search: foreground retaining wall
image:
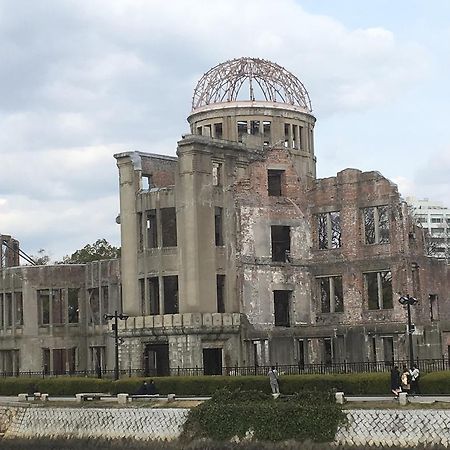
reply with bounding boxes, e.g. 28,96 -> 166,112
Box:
2,406 -> 450,446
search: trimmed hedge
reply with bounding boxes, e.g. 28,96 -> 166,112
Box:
182,389 -> 346,442
0,370 -> 444,396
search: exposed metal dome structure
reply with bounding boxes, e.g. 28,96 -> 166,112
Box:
192,57 -> 312,112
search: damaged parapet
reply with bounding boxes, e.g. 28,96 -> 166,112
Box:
0,235 -> 20,268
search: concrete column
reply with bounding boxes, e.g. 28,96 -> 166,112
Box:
115,152 -> 141,316
176,138 -> 217,313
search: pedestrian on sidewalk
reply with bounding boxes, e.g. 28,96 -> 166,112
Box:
401,365 -> 411,394
410,364 -> 420,395
390,365 -> 401,398
268,366 -> 279,395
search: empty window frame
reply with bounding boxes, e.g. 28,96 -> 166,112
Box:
215,207 -> 224,246
363,205 -> 390,244
267,170 -> 284,196
284,123 -> 290,148
271,226 -> 290,262
212,163 -> 222,186
299,126 -> 303,149
292,125 -> 298,149
148,277 -> 160,315
0,294 -> 3,327
430,294 -> 439,321
214,123 -> 223,139
42,348 -> 50,374
14,292 -> 23,326
250,120 -> 260,135
274,290 -> 290,327
317,211 -> 341,249
382,336 -> 394,364
142,175 -> 151,190
318,276 -> 344,313
216,274 -> 225,313
364,271 -> 393,310
163,276 -> 178,314
203,124 -> 212,137
323,338 -> 333,366
100,286 -> 109,324
38,290 -> 50,325
52,289 -> 64,325
88,288 -> 100,324
161,208 -> 177,247
263,121 -> 271,145
68,288 -> 79,324
237,121 -> 248,142
5,293 -> 12,327
196,126 -> 202,135
146,210 -> 158,248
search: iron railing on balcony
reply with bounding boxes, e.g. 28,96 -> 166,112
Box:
1,357 -> 450,378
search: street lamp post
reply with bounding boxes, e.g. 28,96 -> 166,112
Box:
104,311 -> 129,380
398,294 -> 418,366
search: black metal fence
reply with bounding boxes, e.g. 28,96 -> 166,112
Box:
2,357 -> 450,379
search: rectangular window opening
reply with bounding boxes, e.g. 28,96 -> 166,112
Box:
163,276 -> 178,314
365,271 -> 392,310
14,292 -> 23,326
363,205 -> 390,245
267,170 -> 284,197
68,288 -> 79,324
216,274 -> 225,313
212,163 -> 222,186
52,289 -> 64,325
38,290 -> 50,325
237,121 -> 248,142
317,211 -> 341,249
148,277 -> 160,315
271,226 -> 290,262
146,209 -> 157,248
274,290 -> 290,327
88,288 -> 100,324
284,123 -> 289,148
214,123 -> 223,139
250,120 -> 260,135
161,207 -> 177,247
215,207 -> 224,246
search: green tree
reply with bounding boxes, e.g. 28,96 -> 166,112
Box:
62,239 -> 120,264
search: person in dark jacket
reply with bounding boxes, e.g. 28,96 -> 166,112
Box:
135,380 -> 149,395
390,366 -> 401,398
147,379 -> 158,395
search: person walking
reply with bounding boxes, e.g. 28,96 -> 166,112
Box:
390,366 -> 401,398
401,365 -> 411,394
268,366 -> 279,395
410,364 -> 420,395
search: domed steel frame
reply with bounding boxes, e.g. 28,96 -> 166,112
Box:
192,57 -> 312,112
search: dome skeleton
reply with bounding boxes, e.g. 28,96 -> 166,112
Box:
192,57 -> 312,112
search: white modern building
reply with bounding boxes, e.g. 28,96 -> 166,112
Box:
407,197 -> 450,261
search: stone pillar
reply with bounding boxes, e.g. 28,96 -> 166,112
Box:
115,152 -> 141,315
176,138 -> 217,313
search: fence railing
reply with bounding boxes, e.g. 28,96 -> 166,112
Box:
2,357 -> 449,379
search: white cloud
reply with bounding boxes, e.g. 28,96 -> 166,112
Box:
0,0 -> 437,257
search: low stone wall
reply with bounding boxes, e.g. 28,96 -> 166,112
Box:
336,409 -> 450,448
2,406 -> 450,446
4,407 -> 189,441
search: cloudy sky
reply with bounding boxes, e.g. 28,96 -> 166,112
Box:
1,0 -> 449,261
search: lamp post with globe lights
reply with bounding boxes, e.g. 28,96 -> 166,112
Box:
398,294 -> 418,366
104,311 -> 129,380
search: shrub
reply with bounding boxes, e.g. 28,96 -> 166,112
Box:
183,389 -> 346,443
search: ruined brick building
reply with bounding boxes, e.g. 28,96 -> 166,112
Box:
1,57 -> 450,376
